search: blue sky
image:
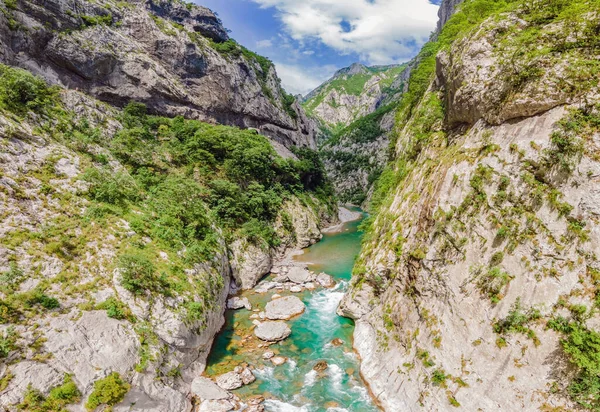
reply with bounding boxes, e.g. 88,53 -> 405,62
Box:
195,0 -> 441,95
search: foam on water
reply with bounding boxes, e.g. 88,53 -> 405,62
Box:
304,369 -> 317,387
328,363 -> 344,392
264,400 -> 311,412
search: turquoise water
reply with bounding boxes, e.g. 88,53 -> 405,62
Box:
206,218 -> 379,412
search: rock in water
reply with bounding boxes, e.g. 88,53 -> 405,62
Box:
254,321 -> 292,342
287,267 -> 312,284
240,368 -> 256,385
271,356 -> 287,366
227,297 -> 252,310
216,371 -> 244,390
265,296 -> 305,320
191,377 -> 230,400
314,360 -> 328,372
316,273 -> 335,288
331,338 -> 343,347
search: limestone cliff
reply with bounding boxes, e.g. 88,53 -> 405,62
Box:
342,0 -> 600,410
0,0 -> 315,149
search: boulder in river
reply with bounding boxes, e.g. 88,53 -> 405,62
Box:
331,338 -> 343,347
240,368 -> 256,385
316,273 -> 335,288
198,399 -> 236,412
191,377 -> 230,400
313,360 -> 328,372
254,321 -> 291,341
271,356 -> 287,366
265,296 -> 305,320
227,297 -> 252,310
216,371 -> 244,390
287,266 -> 312,284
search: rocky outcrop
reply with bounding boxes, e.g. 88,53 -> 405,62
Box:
341,2 -> 600,411
437,0 -> 464,31
0,0 -> 315,149
229,196 -> 334,290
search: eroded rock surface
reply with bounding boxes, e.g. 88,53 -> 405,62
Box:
265,296 -> 306,320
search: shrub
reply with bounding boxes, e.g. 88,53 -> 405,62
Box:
431,369 -> 448,386
149,176 -> 212,248
478,267 -> 513,302
19,374 -> 81,411
0,327 -> 17,358
0,262 -> 24,294
82,167 -> 139,206
97,297 -> 130,320
22,291 -> 60,310
118,252 -> 165,295
0,64 -> 60,115
85,373 -> 129,411
548,317 -> 600,410
493,298 -> 541,344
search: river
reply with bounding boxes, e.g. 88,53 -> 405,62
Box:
205,216 -> 379,411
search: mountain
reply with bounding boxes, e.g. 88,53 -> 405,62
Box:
0,0 -> 337,410
0,0 -> 315,150
302,62 -> 406,128
340,0 -> 600,410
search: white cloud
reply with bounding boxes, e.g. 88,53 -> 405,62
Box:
255,39 -> 274,49
250,0 -> 439,64
274,62 -> 338,95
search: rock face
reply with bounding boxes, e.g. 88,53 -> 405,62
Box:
303,63 -> 406,128
265,296 -> 306,320
254,321 -> 292,342
341,1 -> 600,411
437,0 -> 464,31
191,377 -> 231,401
0,0 -> 315,149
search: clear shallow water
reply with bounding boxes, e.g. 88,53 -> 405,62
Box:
206,217 -> 380,412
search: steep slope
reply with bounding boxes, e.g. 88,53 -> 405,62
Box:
0,1 -> 337,410
341,0 -> 600,411
0,0 -> 315,149
320,104 -> 396,205
303,63 -> 405,129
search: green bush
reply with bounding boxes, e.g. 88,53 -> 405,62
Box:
0,64 -> 60,115
118,252 -> 165,295
85,373 -> 129,411
548,317 -> 600,410
18,374 -> 81,411
97,297 -> 130,320
0,327 -> 17,358
82,167 -> 139,206
493,298 -> 541,344
0,262 -> 24,294
23,291 -> 60,310
478,266 -> 513,303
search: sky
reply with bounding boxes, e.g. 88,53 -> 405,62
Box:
194,0 -> 441,96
